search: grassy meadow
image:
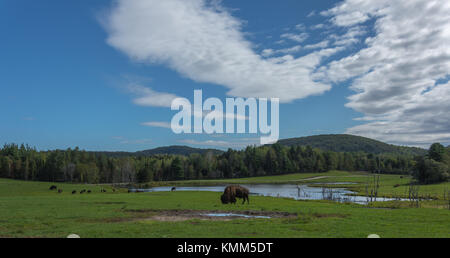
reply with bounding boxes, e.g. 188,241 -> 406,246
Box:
0,171 -> 449,238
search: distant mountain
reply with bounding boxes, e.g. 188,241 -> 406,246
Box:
136,145 -> 223,156
94,145 -> 223,157
276,134 -> 427,156
94,135 -> 426,158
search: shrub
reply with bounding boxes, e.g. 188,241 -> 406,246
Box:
413,157 -> 449,184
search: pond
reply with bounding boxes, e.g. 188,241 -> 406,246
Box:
129,184 -> 404,205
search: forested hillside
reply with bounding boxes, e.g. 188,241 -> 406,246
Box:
94,146 -> 223,158
277,134 -> 426,155
136,146 -> 223,156
0,142 -> 418,184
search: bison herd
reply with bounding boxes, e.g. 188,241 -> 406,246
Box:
221,185 -> 250,205
49,185 -> 113,194
49,183 -> 249,205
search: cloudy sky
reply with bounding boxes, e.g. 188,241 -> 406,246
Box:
1,0 -> 449,151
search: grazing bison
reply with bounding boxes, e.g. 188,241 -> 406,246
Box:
221,185 -> 249,204
49,185 -> 57,190
58,189 -> 63,194
72,190 -> 76,194
171,187 -> 176,191
80,189 -> 86,194
87,190 -> 91,193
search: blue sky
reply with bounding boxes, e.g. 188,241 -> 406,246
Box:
1,0 -> 449,151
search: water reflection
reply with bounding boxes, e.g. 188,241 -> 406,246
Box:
129,184 -> 404,204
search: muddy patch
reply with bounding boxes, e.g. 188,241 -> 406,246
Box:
126,209 -> 296,222
77,217 -> 135,223
311,213 -> 349,219
94,202 -> 127,205
80,201 -> 127,206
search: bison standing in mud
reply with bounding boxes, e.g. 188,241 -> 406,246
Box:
221,185 -> 250,205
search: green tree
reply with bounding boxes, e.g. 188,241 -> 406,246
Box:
136,166 -> 151,183
413,156 -> 449,184
428,143 -> 446,162
171,157 -> 184,180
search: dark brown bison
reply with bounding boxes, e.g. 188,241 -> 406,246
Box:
221,185 -> 249,204
171,187 -> 176,191
49,185 -> 57,190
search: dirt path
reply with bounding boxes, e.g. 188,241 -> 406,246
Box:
299,176 -> 329,181
298,175 -> 364,182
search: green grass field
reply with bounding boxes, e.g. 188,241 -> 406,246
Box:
0,172 -> 449,238
144,170 -> 354,187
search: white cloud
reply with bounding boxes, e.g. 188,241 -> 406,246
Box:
330,26 -> 367,46
322,0 -> 450,146
261,40 -> 333,57
295,24 -> 306,31
103,0 -> 337,102
321,3 -> 377,27
280,32 -> 309,43
180,137 -> 260,148
346,81 -> 450,148
304,40 -> 329,50
307,11 -> 316,18
261,49 -> 274,57
261,41 -> 330,58
310,24 -> 325,30
141,110 -> 248,131
127,84 -> 180,108
262,46 -> 303,57
141,121 -> 173,129
103,0 -> 450,147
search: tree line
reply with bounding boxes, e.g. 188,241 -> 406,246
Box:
0,143 -> 426,184
413,143 -> 450,184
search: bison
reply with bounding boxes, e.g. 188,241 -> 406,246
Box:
171,187 -> 176,191
72,190 -> 76,194
58,189 -> 63,194
221,185 -> 249,205
49,185 -> 57,190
